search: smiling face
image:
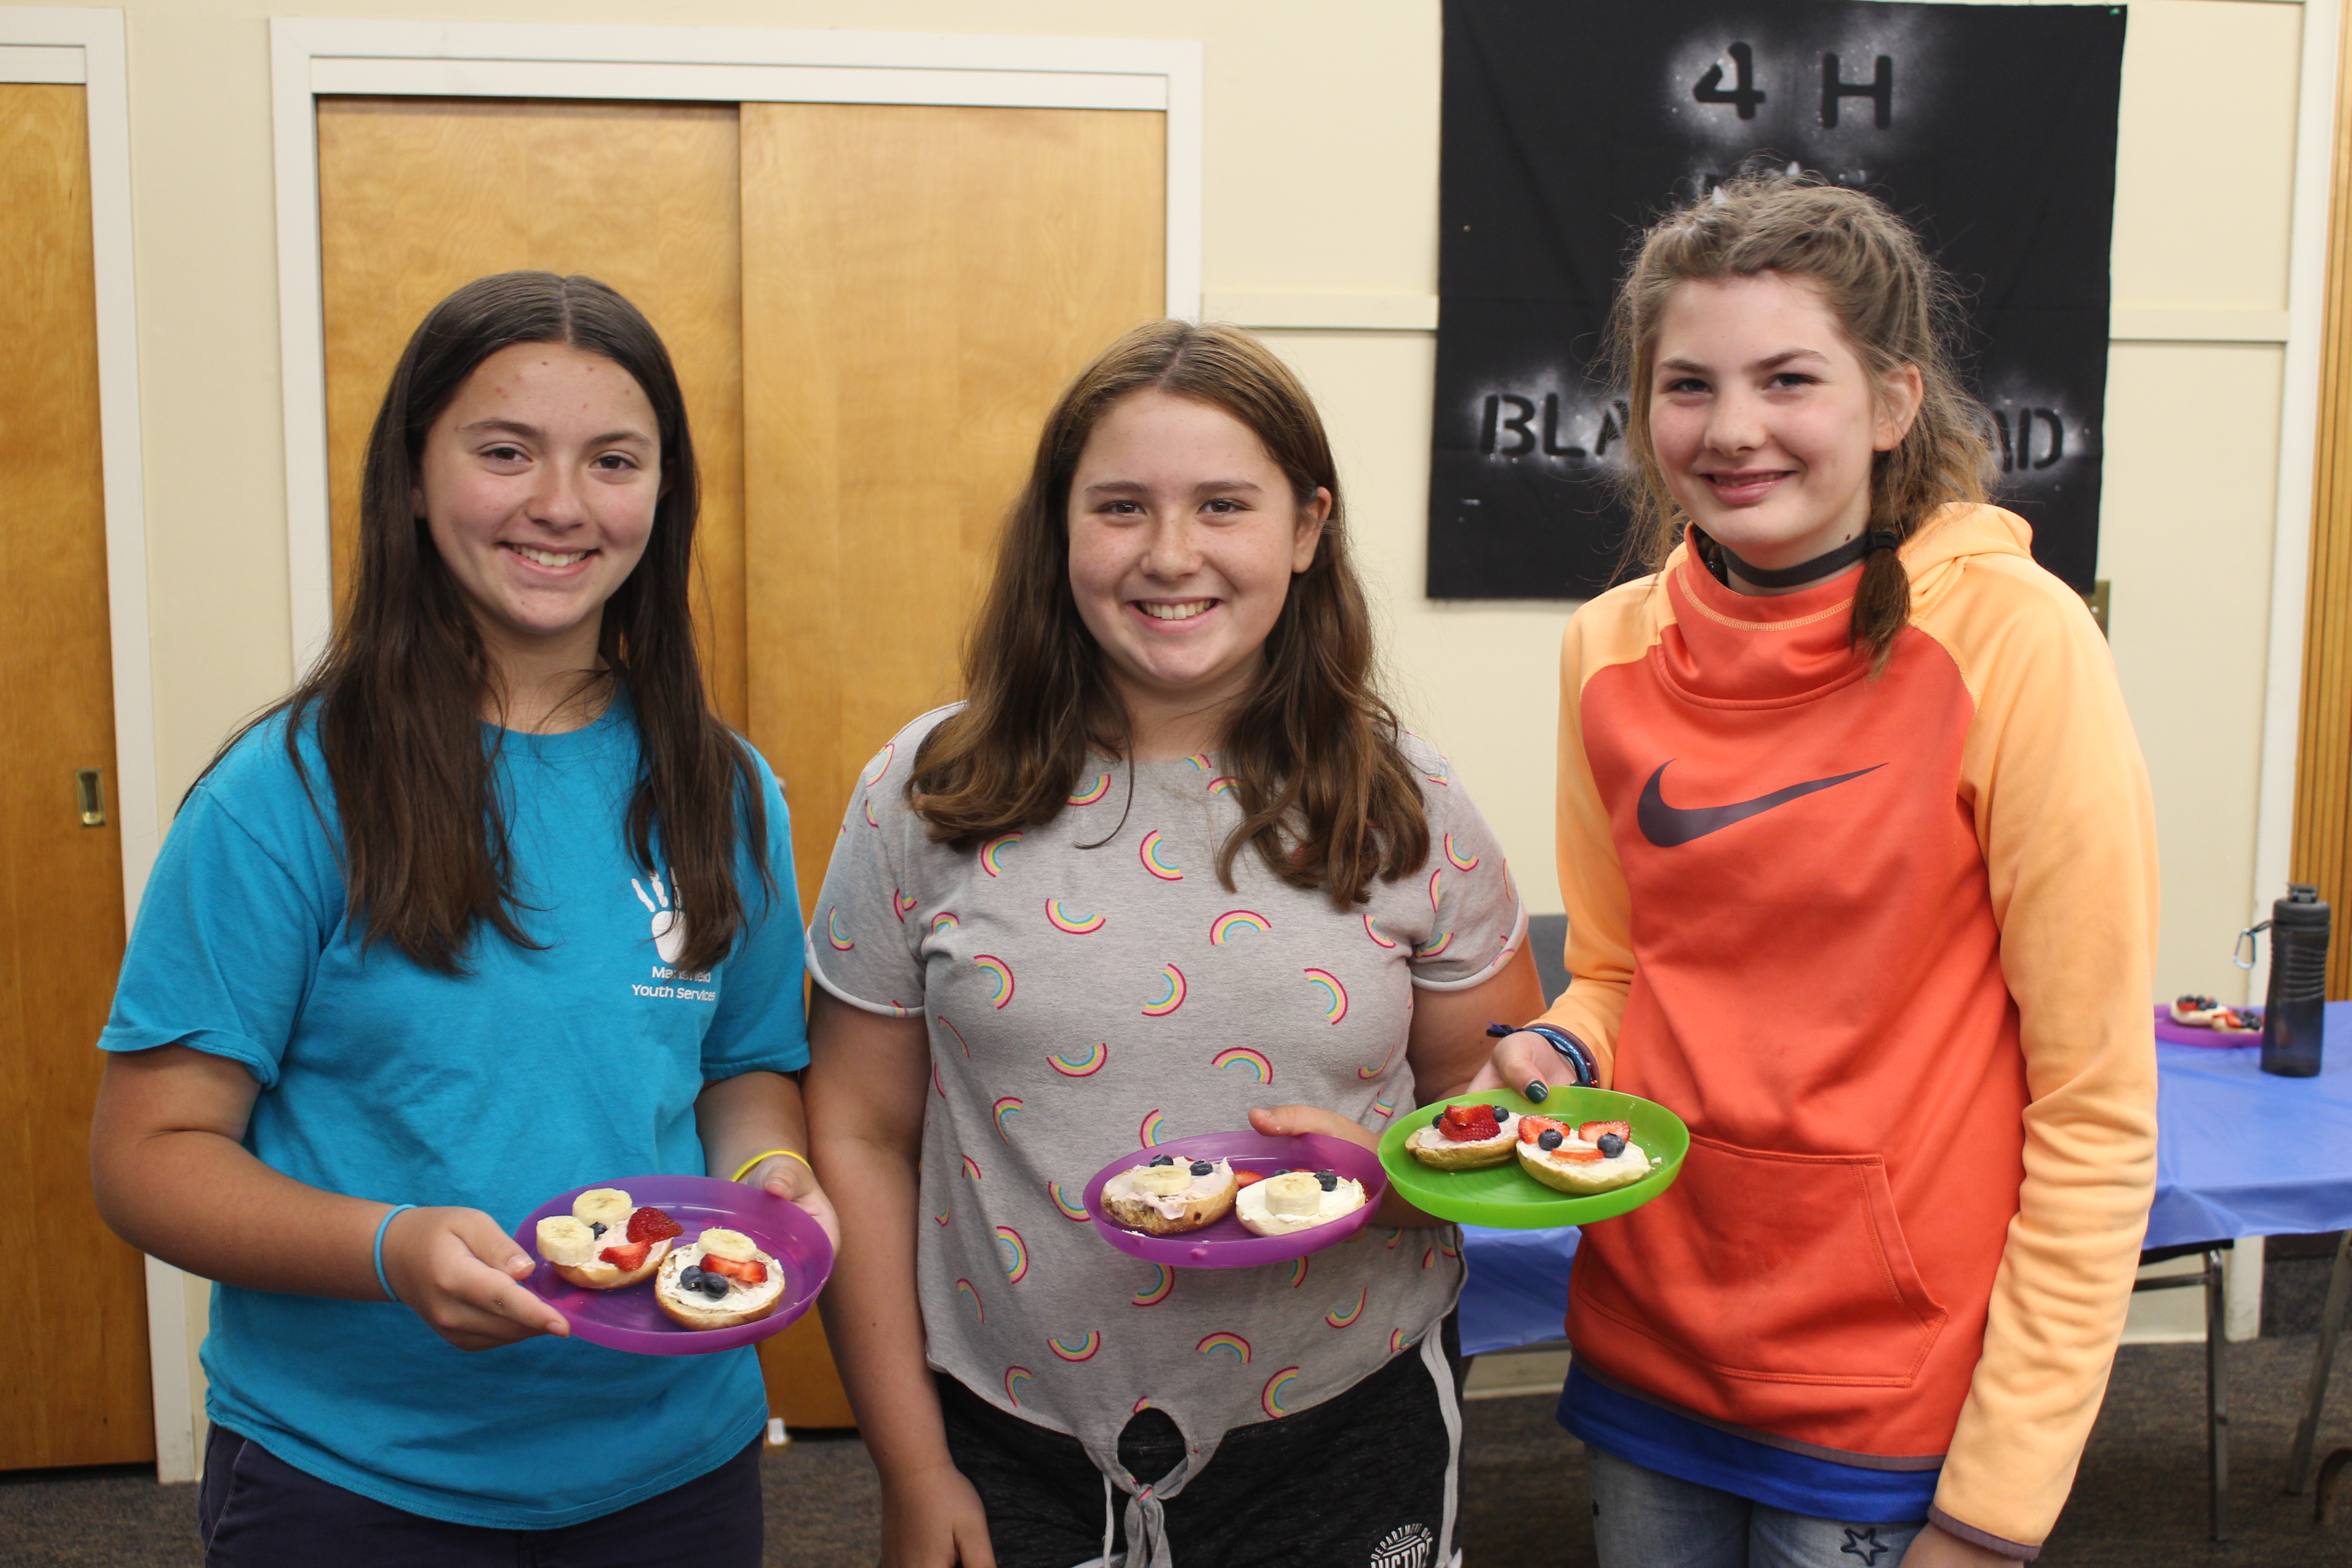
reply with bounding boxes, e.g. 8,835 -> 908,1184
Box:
1066,389 -> 1329,756
415,340 -> 662,669
1646,272 -> 1921,586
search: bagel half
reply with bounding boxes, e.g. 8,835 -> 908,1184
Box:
1099,1158 -> 1236,1235
1514,1138 -> 1651,1195
551,1240 -> 670,1291
654,1246 -> 784,1330
1405,1109 -> 1520,1170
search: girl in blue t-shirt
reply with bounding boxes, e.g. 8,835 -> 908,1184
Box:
90,273 -> 832,1563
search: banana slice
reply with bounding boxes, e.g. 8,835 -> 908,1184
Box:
699,1227 -> 756,1262
572,1188 -> 633,1229
1132,1164 -> 1192,1196
1263,1172 -> 1323,1217
536,1215 -> 598,1267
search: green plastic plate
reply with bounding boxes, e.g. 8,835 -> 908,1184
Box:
1377,1087 -> 1690,1229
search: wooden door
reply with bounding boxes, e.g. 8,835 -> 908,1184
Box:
740,103 -> 1166,914
315,95 -> 1164,1430
0,82 -> 149,1469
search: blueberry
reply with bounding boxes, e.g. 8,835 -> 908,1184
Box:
1597,1133 -> 1626,1159
1491,1106 -> 1511,1121
1315,1171 -> 1339,1192
1538,1129 -> 1563,1151
701,1275 -> 730,1299
680,1266 -> 704,1288
1189,1160 -> 1214,1177
589,1221 -> 607,1237
1150,1154 -> 1176,1166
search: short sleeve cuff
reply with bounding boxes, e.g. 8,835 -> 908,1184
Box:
95,1025 -> 281,1090
804,942 -> 923,1019
1410,901 -> 1529,992
700,1050 -> 810,1081
1926,1506 -> 2039,1560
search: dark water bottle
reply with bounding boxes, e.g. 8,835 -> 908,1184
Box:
2261,884 -> 2330,1078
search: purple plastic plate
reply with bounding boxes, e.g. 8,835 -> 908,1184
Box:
514,1174 -> 833,1356
2155,1003 -> 2262,1049
1082,1131 -> 1389,1269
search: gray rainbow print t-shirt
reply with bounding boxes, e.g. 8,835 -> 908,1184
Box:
805,705 -> 1526,1462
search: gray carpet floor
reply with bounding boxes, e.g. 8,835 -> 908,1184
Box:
5,1333 -> 2348,1566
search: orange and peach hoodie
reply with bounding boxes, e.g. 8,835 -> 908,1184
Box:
1541,504 -> 2158,1556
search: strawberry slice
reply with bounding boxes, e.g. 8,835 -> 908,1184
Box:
1518,1115 -> 1568,1145
1549,1146 -> 1605,1163
598,1240 -> 652,1272
1233,1170 -> 1267,1188
1437,1103 -> 1501,1142
627,1206 -> 684,1243
701,1252 -> 769,1286
1577,1121 -> 1632,1144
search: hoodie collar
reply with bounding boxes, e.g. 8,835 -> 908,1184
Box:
1651,505 -> 2031,707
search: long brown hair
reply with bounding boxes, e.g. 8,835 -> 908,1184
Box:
210,272 -> 767,974
909,320 -> 1429,907
1606,173 -> 1991,663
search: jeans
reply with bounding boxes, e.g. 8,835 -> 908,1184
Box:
1588,1446 -> 1926,1568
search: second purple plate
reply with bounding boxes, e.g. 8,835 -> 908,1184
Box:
1081,1130 -> 1390,1269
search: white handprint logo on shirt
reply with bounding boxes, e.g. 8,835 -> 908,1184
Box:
632,869 -> 687,965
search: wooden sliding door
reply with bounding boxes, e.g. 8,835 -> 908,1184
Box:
739,103 -> 1165,911
0,81 -> 147,1469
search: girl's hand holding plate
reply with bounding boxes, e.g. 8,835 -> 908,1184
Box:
737,1152 -> 841,1253
381,1205 -> 571,1352
1468,1029 -> 1566,1104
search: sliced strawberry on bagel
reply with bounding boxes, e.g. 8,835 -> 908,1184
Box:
1438,1103 -> 1502,1142
599,1240 -> 652,1272
700,1252 -> 769,1287
1518,1115 -> 1568,1145
1576,1121 -> 1632,1144
627,1206 -> 684,1243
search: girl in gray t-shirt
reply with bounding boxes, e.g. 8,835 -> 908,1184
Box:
806,322 -> 1543,1568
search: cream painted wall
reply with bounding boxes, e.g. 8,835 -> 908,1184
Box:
53,0 -> 2321,1447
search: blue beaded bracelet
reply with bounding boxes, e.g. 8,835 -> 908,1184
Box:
1486,1021 -> 1598,1087
373,1204 -> 417,1303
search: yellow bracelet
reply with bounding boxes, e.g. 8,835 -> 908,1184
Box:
730,1148 -> 813,1184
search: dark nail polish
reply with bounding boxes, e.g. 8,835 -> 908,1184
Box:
1524,1078 -> 1549,1102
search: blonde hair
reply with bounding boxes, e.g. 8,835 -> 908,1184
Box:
1605,174 -> 1991,663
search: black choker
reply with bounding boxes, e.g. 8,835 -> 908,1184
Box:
1712,530 -> 1899,590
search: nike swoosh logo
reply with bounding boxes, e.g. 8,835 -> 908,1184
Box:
1636,760 -> 1884,848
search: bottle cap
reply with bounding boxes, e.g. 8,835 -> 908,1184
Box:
2274,883 -> 2332,929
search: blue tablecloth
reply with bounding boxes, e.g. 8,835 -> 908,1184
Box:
2146,1003 -> 2352,1246
1458,1003 -> 2352,1355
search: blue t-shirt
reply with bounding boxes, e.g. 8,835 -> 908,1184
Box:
98,702 -> 808,1528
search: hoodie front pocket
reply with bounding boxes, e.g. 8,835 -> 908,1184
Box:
1574,1133 -> 1946,1387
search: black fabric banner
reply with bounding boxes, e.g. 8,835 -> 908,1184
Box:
1428,0 -> 2125,599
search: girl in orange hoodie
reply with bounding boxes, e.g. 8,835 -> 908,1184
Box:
1482,175 -> 2158,1565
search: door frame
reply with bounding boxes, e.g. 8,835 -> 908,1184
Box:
2258,0 -> 2342,990
0,5 -> 174,1482
269,16 -> 1205,671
